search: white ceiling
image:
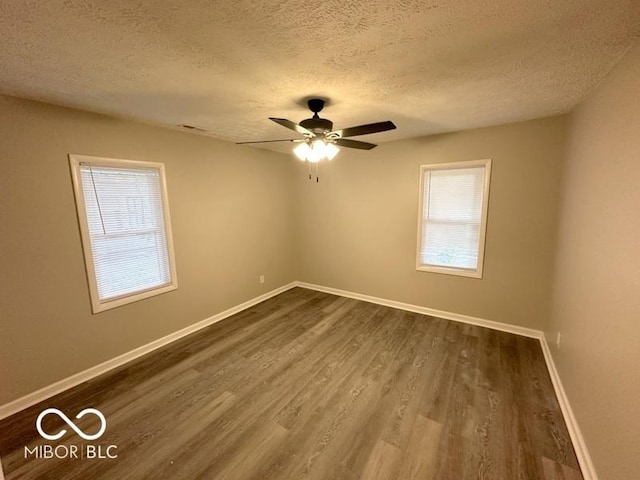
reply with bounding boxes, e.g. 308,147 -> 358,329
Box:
0,0 -> 638,150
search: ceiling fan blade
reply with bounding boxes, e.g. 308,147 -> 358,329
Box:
331,120 -> 396,138
334,138 -> 378,150
236,138 -> 299,145
269,117 -> 314,136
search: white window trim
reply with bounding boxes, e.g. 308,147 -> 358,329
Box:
416,159 -> 492,279
69,154 -> 178,313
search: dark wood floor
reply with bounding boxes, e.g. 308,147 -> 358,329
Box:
0,287 -> 582,480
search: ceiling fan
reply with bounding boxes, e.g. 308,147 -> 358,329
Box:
236,99 -> 396,172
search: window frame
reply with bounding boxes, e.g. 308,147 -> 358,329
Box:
416,159 -> 492,279
69,154 -> 178,313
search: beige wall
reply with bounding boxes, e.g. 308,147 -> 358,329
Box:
0,95 -> 296,404
294,116 -> 566,329
548,45 -> 640,480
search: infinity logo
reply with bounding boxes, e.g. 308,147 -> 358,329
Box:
36,408 -> 107,441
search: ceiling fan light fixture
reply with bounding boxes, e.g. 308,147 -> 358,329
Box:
294,139 -> 340,163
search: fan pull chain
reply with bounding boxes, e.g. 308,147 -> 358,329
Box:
304,160 -> 321,182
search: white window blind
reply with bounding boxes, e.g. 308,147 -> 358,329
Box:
417,160 -> 491,278
70,155 -> 177,312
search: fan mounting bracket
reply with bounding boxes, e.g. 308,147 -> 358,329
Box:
307,99 -> 325,115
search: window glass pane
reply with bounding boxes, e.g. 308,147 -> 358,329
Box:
418,162 -> 489,275
90,232 -> 169,299
420,221 -> 480,269
427,168 -> 484,222
79,165 -> 171,301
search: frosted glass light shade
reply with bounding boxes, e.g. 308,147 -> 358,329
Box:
293,142 -> 311,161
325,142 -> 339,160
308,139 -> 326,163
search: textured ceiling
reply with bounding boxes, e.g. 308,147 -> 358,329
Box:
0,0 -> 638,150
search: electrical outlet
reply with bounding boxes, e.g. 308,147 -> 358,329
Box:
259,275 -> 265,284
556,332 -> 562,349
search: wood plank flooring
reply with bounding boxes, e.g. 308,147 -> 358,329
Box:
0,287 -> 583,479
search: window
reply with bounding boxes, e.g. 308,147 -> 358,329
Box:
69,155 -> 178,313
417,159 -> 491,278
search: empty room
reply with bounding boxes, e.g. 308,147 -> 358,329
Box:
0,1 -> 638,479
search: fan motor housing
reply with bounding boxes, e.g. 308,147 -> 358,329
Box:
300,117 -> 333,134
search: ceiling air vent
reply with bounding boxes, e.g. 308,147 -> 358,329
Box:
179,124 -> 207,132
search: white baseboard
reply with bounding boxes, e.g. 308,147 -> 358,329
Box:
0,280 -> 596,480
538,336 -> 598,480
0,282 -> 297,420
295,281 -> 541,338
